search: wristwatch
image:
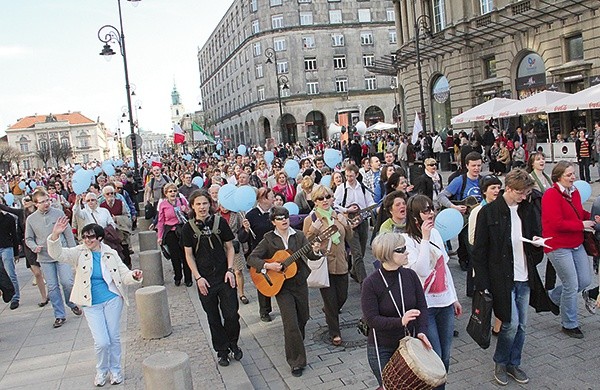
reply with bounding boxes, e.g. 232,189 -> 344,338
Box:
227,268 -> 235,274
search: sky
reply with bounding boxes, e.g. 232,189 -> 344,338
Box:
0,0 -> 233,136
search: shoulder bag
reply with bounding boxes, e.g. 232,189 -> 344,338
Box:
306,239 -> 332,288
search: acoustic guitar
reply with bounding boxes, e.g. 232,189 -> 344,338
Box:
346,203 -> 379,225
250,224 -> 339,297
444,195 -> 480,228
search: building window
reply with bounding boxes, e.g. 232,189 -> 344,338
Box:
303,36 -> 315,49
280,85 -> 290,98
389,29 -> 397,44
253,42 -> 261,56
432,0 -> 446,32
274,38 -> 286,51
307,82 -> 319,95
277,61 -> 289,74
484,56 -> 497,78
304,57 -> 317,71
328,0 -> 340,2
300,11 -> 313,25
258,87 -> 265,101
250,0 -> 257,12
251,20 -> 260,34
20,143 -> 28,153
566,34 -> 584,61
362,54 -> 374,67
331,33 -> 345,46
256,64 -> 264,78
360,32 -> 374,45
358,9 -> 371,22
335,77 -> 348,93
22,159 -> 30,170
333,55 -> 347,69
329,10 -> 342,24
365,76 -> 377,90
270,0 -> 282,6
386,9 -> 395,22
271,15 -> 284,29
298,0 -> 311,3
480,0 -> 493,14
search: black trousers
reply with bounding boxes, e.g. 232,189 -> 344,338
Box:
258,291 -> 272,317
579,157 -> 591,182
164,230 -> 192,283
198,281 -> 240,357
320,273 -> 348,337
276,278 -> 309,369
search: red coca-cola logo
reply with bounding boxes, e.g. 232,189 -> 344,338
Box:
589,102 -> 600,109
525,107 -> 538,113
554,105 -> 567,111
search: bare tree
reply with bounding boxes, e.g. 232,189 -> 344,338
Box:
0,145 -> 21,173
59,144 -> 73,165
36,145 -> 52,167
50,142 -> 63,167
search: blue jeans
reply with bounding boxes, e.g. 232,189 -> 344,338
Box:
40,261 -> 76,319
83,296 -> 124,377
0,248 -> 19,302
367,342 -> 396,386
494,281 -> 530,367
547,246 -> 591,328
426,304 -> 455,373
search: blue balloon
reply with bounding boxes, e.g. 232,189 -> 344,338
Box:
4,193 -> 14,206
72,169 -> 91,195
94,167 -> 102,175
284,159 -> 300,179
283,202 -> 300,216
324,148 -> 342,169
237,145 -> 247,155
434,208 -> 464,241
218,183 -> 238,211
574,180 -> 592,204
18,181 -> 25,190
216,143 -> 222,151
30,181 -> 37,189
183,154 -> 192,161
115,159 -> 124,167
128,161 -> 135,168
102,162 -> 116,177
74,164 -> 82,172
234,185 -> 257,212
264,151 -> 275,164
192,176 -> 204,188
320,175 -> 332,187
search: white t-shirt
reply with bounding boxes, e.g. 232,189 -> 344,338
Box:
509,204 -> 528,282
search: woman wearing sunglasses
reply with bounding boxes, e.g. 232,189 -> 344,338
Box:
402,195 -> 462,389
361,232 -> 431,388
47,218 -> 142,386
303,185 -> 353,346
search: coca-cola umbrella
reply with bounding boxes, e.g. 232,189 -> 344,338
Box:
547,83 -> 600,113
450,97 -> 518,125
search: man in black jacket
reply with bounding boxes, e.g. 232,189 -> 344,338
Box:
412,157 -> 443,205
473,169 -> 556,386
0,201 -> 20,310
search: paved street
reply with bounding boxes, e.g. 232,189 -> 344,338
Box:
1,163 -> 600,389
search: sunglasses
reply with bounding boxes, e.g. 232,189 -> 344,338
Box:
23,198 -> 32,202
394,246 -> 407,254
426,163 -> 437,167
315,195 -> 332,201
82,234 -> 97,240
273,215 -> 289,221
168,189 -> 178,193
420,205 -> 434,214
87,199 -> 98,203
105,192 -> 114,195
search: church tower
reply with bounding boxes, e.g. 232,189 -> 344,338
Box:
170,82 -> 185,125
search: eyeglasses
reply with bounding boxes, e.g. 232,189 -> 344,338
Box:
167,189 -> 178,193
394,246 -> 407,254
426,163 -> 437,167
105,192 -> 114,195
23,198 -> 32,202
86,199 -> 98,203
420,205 -> 435,214
36,199 -> 51,204
315,195 -> 332,202
82,234 -> 97,240
273,215 -> 289,221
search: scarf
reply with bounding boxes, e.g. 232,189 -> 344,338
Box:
315,207 -> 341,245
531,171 -> 551,192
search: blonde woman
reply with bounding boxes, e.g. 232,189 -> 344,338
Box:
294,175 -> 315,214
303,185 -> 353,346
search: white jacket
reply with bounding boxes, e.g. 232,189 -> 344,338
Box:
47,237 -> 141,307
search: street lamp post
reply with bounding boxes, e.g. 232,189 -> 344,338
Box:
98,0 -> 141,189
265,47 -> 290,144
390,78 -> 400,134
412,1 -> 431,135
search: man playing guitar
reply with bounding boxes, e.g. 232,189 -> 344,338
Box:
333,164 -> 376,284
437,151 -> 483,297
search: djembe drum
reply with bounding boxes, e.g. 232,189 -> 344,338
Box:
382,337 -> 447,390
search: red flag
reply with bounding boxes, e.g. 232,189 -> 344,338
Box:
173,123 -> 185,144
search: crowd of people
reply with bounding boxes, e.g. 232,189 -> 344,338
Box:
1,125 -> 600,388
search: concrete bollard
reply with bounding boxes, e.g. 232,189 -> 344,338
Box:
139,230 -> 158,252
139,250 -> 164,287
137,217 -> 152,232
135,285 -> 172,339
143,351 -> 193,390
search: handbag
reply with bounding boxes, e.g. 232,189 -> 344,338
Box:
307,239 -> 332,288
144,202 -> 157,220
466,290 -> 494,349
583,230 -> 600,257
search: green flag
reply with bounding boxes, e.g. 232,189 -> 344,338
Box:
192,121 -> 215,142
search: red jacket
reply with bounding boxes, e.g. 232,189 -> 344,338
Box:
541,184 -> 589,253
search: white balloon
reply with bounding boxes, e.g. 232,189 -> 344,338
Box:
355,121 -> 367,134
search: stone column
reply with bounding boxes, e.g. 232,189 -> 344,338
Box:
135,285 -> 172,339
139,230 -> 158,252
143,351 -> 193,390
139,250 -> 164,287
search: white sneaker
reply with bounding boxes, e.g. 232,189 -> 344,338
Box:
582,289 -> 597,315
94,372 -> 108,387
110,372 -> 123,385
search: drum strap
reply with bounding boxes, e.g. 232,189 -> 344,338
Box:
373,270 -> 409,389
